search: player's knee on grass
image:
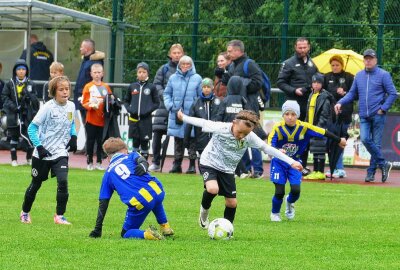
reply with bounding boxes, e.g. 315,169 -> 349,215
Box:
121,229 -> 127,238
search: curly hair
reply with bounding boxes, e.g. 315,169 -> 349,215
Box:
234,110 -> 259,128
48,76 -> 71,98
103,137 -> 128,156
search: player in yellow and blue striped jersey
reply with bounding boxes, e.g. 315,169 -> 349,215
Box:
267,100 -> 346,222
89,137 -> 173,240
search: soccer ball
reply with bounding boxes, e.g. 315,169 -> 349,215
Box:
208,218 -> 234,240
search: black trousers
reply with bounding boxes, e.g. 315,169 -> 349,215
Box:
151,130 -> 166,165
85,122 -> 103,164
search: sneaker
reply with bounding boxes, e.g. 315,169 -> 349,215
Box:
198,205 -> 209,229
250,172 -> 264,179
26,159 -> 32,166
302,167 -> 311,176
332,169 -> 347,178
381,161 -> 393,183
304,171 -> 325,180
11,160 -> 18,167
148,163 -> 161,172
239,172 -> 250,179
365,173 -> 375,182
54,214 -> 72,225
87,163 -> 94,171
160,223 -> 174,236
20,211 -> 31,224
270,212 -> 282,222
325,170 -> 332,178
95,163 -> 105,170
144,225 -> 165,240
285,196 -> 295,220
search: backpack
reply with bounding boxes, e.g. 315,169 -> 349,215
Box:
243,59 -> 271,111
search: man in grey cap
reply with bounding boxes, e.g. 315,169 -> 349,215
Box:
334,49 -> 398,183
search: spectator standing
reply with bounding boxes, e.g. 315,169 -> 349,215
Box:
226,39 -> 265,178
163,55 -> 202,173
81,64 -> 112,171
185,77 -> 221,173
323,55 -> 354,178
334,49 -> 397,183
303,73 -> 335,180
123,62 -> 159,160
277,37 -> 319,173
42,62 -> 65,103
0,62 -> 5,110
75,39 -> 105,122
1,59 -> 39,166
149,44 -> 185,172
213,52 -> 231,99
20,34 -> 54,98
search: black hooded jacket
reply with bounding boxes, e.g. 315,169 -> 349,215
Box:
1,59 -> 39,128
215,76 -> 247,122
20,41 -> 54,83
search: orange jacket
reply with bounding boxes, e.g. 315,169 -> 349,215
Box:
82,81 -> 112,127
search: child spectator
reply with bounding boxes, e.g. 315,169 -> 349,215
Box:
1,59 -> 39,166
42,62 -> 64,103
184,77 -> 221,173
123,62 -> 159,160
81,63 -> 113,170
304,73 -> 335,180
20,76 -> 77,225
268,100 -> 346,222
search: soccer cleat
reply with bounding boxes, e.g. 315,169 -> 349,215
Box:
148,164 -> 161,172
95,163 -> 105,170
239,172 -> 250,179
26,159 -> 32,166
87,163 -> 94,171
381,161 -> 392,183
11,160 -> 18,167
365,173 -> 375,182
199,205 -> 210,229
54,214 -> 72,225
284,195 -> 295,220
20,211 -> 31,224
332,169 -> 347,178
144,225 -> 165,240
270,212 -> 282,222
160,223 -> 174,236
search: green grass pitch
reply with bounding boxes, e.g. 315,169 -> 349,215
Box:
1,164 -> 399,269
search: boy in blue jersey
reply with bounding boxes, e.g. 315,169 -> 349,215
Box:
20,76 -> 77,225
89,137 -> 174,240
268,100 -> 346,222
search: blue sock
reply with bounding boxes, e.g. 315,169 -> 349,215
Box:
123,229 -> 145,239
272,196 -> 283,214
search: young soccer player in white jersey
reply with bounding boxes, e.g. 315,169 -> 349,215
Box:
20,76 -> 77,225
176,109 -> 303,228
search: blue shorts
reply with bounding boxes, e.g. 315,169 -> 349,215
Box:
270,158 -> 302,185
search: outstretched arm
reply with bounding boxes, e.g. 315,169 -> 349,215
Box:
89,199 -> 110,238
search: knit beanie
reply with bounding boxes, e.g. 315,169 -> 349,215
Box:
136,62 -> 149,73
312,73 -> 324,84
282,100 -> 300,117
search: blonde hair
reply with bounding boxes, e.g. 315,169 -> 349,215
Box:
48,76 -> 71,98
91,63 -> 103,72
103,137 -> 128,156
49,61 -> 64,73
234,110 -> 259,128
169,43 -> 184,56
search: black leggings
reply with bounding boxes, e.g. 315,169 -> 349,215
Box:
85,122 -> 103,164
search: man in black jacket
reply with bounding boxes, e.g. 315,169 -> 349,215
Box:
226,40 -> 265,178
277,37 -> 319,121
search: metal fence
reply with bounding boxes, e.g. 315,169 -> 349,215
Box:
119,0 -> 400,108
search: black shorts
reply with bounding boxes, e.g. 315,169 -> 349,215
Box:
128,116 -> 152,141
31,156 -> 69,182
199,165 -> 236,198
